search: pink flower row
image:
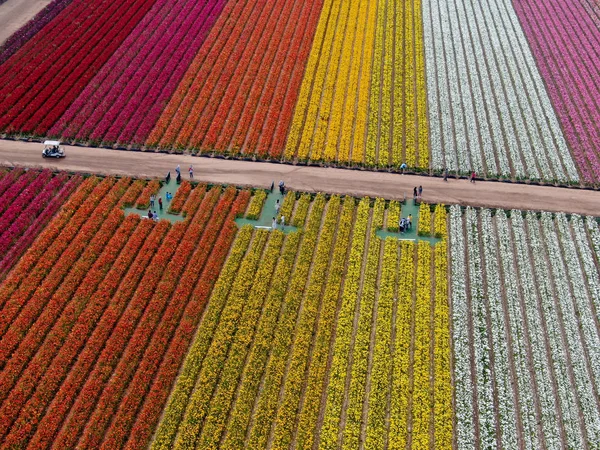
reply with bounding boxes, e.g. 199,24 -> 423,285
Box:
0,175 -> 81,278
514,0 -> 600,183
52,0 -> 225,147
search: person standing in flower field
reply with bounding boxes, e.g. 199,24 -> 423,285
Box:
158,197 -> 163,210
443,167 -> 448,181
150,194 -> 155,208
176,165 -> 181,176
418,185 -> 423,200
275,199 -> 280,215
272,217 -> 277,230
280,215 -> 285,228
470,171 -> 476,183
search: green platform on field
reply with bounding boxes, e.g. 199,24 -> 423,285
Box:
123,178 -> 186,224
235,190 -> 298,234
376,199 -> 441,244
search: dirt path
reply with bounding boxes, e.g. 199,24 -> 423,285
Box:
0,0 -> 53,45
1,140 -> 600,216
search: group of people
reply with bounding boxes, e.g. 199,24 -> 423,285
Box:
399,215 -> 413,232
413,185 -> 423,201
147,192 -> 173,221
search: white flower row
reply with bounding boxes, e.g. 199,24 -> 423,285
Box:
480,209 -> 518,449
540,213 -> 600,443
526,212 -> 585,449
510,212 -> 561,449
555,213 -> 600,394
449,206 -> 476,447
422,0 -> 578,181
465,208 -> 496,448
495,211 -> 540,449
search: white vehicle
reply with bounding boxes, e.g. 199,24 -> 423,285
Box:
42,140 -> 65,158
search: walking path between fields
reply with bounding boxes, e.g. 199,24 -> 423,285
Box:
0,0 -> 53,45
1,140 -> 600,216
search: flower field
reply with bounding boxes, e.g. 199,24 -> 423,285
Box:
450,205 -> 600,448
0,0 -> 599,181
152,195 -> 452,450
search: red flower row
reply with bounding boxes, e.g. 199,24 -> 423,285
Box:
0,176 -> 102,313
99,185 -> 233,449
1,215 -> 147,447
75,186 -> 213,448
168,180 -> 192,214
53,221 -> 187,449
28,220 -> 169,449
0,212 -> 139,444
125,188 -> 250,449
0,168 -> 25,197
0,169 -> 40,216
135,179 -> 161,210
0,175 -> 82,279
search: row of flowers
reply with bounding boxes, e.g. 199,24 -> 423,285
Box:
364,239 -> 396,449
0,174 -> 79,276
319,198 -> 370,449
386,200 -> 401,232
0,169 -> 42,216
0,213 -> 141,447
174,230 -> 270,448
0,0 -> 156,135
271,196 -> 340,450
245,196 -> 327,449
514,0 -> 600,183
342,198 -> 384,449
220,230 -> 302,450
245,189 -> 267,220
422,0 -> 578,182
0,176 -> 98,303
73,187 -> 212,449
293,197 -> 354,450
0,176 -> 117,336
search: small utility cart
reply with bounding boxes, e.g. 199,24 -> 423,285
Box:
42,140 -> 65,158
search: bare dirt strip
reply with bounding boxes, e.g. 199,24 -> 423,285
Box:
0,0 -> 53,45
1,140 -> 600,216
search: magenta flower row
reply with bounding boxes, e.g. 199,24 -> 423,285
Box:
0,170 -> 53,230
513,0 -> 600,183
0,175 -> 80,278
0,0 -> 74,65
52,0 -> 226,147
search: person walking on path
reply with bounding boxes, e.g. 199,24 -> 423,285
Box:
413,187 -> 417,201
189,165 -> 194,179
150,194 -> 155,208
176,165 -> 181,176
418,185 -> 423,201
470,171 -> 476,183
158,197 -> 163,210
408,214 -> 412,229
275,199 -> 280,214
443,167 -> 448,181
279,180 -> 285,194
272,217 -> 277,230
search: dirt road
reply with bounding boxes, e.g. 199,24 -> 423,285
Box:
1,140 -> 599,216
0,0 -> 53,45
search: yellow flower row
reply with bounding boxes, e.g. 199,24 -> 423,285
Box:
415,0 -> 430,168
418,202 -> 432,236
386,200 -> 401,231
365,0 -> 385,167
271,196 -> 341,449
195,231 -> 285,449
365,238 -> 398,449
174,230 -> 269,449
434,241 -> 453,448
343,198 -> 385,449
246,195 -> 326,449
392,0 -> 405,164
284,0 -> 336,159
278,191 -> 296,222
404,0 -> 416,167
320,198 -> 370,449
412,241 -> 433,448
245,189 -> 267,220
294,197 -> 355,450
291,193 -> 311,227
434,203 -> 448,237
344,0 -> 377,164
151,226 -> 253,450
322,0 -> 366,162
388,240 -> 415,449
220,231 -> 302,450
